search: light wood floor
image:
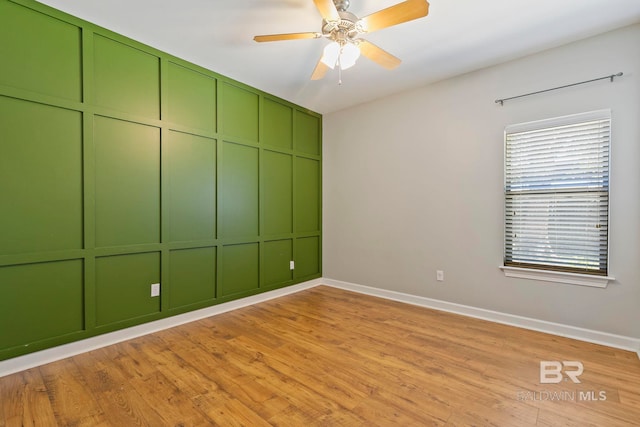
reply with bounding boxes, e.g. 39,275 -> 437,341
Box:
1,286 -> 639,426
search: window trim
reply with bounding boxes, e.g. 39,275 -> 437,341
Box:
501,110 -> 613,287
500,265 -> 614,288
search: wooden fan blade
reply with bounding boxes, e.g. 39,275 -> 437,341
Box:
313,0 -> 340,22
254,32 -> 321,42
311,57 -> 330,80
359,0 -> 429,33
358,39 -> 401,69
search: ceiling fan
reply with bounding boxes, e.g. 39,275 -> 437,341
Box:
253,0 -> 430,81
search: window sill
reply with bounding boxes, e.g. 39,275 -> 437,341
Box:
500,266 -> 614,288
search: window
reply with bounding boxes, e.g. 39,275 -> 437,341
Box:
502,110 -> 612,287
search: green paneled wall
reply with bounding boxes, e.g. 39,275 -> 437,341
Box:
263,98 -> 293,149
295,111 -> 321,156
169,247 -> 216,309
0,260 -> 84,350
0,1 -> 82,101
297,237 -> 321,278
220,83 -> 259,142
94,35 -> 161,119
0,0 -> 322,361
94,117 -> 161,247
0,97 -> 83,255
221,243 -> 260,297
166,132 -> 217,242
167,63 -> 217,133
264,240 -> 293,286
220,142 -> 260,238
296,157 -> 321,232
95,253 -> 161,327
264,151 -> 293,236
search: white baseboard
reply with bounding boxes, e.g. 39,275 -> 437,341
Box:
322,278 -> 640,356
3,276 -> 639,378
0,279 -> 322,378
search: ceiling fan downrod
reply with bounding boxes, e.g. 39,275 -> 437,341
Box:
333,0 -> 350,12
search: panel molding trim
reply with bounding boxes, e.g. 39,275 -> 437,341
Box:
1,0 -> 322,360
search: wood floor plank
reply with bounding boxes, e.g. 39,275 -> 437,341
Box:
0,370 -> 27,427
0,368 -> 59,427
15,369 -> 58,427
1,285 -> 639,426
134,332 -> 273,426
73,349 -> 168,427
194,312 -> 417,424
156,327 -> 319,423
240,310 -> 456,424
38,358 -> 109,426
159,327 -> 282,406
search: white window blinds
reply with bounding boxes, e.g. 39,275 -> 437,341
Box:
504,110 -> 610,276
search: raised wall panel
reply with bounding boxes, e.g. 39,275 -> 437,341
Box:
167,131 -> 216,242
0,97 -> 83,255
220,83 -> 259,142
0,260 -> 84,350
94,117 -> 160,247
295,157 -> 320,233
167,63 -> 216,132
0,0 -> 321,361
95,253 -> 160,326
219,142 -> 259,238
264,151 -> 293,236
263,99 -> 292,149
0,2 -> 81,101
94,35 -> 160,119
296,236 -> 320,278
221,243 -> 259,296
295,111 -> 320,155
264,239 -> 293,286
169,247 -> 216,309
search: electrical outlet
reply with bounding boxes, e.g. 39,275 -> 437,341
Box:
151,283 -> 160,297
436,270 -> 444,282
290,260 -> 295,270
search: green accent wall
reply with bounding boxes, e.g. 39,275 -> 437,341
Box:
0,0 -> 322,360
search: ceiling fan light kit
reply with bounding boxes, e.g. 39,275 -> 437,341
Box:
253,0 -> 430,82
321,41 -> 360,70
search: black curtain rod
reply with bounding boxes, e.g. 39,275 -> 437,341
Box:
495,72 -> 623,106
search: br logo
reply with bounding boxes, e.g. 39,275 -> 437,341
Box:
540,361 -> 584,384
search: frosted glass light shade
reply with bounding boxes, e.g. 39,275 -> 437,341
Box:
320,41 -> 361,70
321,42 -> 340,69
339,42 -> 360,70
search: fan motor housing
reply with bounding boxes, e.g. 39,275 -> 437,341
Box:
322,11 -> 361,41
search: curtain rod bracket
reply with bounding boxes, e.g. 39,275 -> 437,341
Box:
495,72 -> 623,106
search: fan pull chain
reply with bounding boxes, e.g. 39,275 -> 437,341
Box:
338,46 -> 343,85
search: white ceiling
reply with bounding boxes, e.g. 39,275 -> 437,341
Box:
36,0 -> 640,114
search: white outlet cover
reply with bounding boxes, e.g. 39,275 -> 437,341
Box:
151,283 -> 160,297
436,271 -> 444,281
290,260 -> 295,270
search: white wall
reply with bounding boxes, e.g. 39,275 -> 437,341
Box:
323,24 -> 640,338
